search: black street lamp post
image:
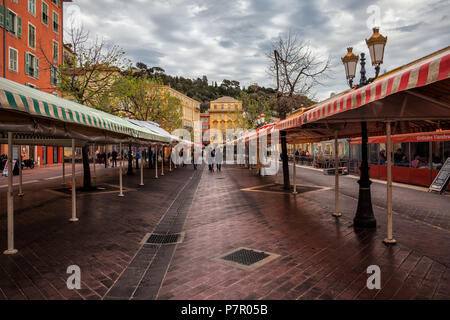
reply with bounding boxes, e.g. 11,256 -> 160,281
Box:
341,27 -> 387,228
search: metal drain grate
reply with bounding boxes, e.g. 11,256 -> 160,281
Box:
214,247 -> 280,270
143,233 -> 184,245
222,248 -> 269,266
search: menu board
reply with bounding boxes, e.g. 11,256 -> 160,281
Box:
429,157 -> 450,193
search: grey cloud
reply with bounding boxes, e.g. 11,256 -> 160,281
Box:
391,22 -> 424,33
68,0 -> 449,101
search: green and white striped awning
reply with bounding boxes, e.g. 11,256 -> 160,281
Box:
0,77 -> 172,143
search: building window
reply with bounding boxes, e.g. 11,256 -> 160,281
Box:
52,12 -> 59,33
221,104 -> 224,109
52,40 -> 59,62
28,23 -> 36,49
51,0 -> 61,7
8,47 -> 18,72
50,65 -> 58,85
25,52 -> 39,78
42,2 -> 49,25
28,0 -> 36,15
4,9 -> 22,38
214,104 -> 217,109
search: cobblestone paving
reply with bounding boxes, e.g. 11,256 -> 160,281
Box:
0,163 -> 449,300
0,164 -> 195,299
157,165 -> 450,300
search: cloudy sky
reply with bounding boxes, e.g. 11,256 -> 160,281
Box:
64,0 -> 450,101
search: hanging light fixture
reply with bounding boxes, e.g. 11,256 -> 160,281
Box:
366,27 -> 387,77
341,47 -> 359,88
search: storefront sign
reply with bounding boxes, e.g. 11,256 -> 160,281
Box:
349,131 -> 450,145
429,157 -> 450,193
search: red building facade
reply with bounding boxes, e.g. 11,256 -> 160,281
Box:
0,0 -> 66,165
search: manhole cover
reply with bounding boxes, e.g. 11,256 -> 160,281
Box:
241,183 -> 325,194
222,248 -> 269,265
214,247 -> 280,270
141,232 -> 184,245
51,184 -> 122,195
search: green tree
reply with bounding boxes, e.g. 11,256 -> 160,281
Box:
58,24 -> 130,190
232,91 -> 275,130
112,76 -> 182,130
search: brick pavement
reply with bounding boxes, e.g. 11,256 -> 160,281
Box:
0,162 -> 449,300
0,163 -> 196,299
156,165 -> 450,300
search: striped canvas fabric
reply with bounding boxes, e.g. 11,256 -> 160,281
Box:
275,47 -> 450,131
0,77 -> 172,143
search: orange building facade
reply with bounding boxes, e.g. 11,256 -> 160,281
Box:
0,0 -> 66,165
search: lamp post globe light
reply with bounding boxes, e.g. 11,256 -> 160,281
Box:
341,27 -> 387,229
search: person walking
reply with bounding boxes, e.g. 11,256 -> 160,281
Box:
216,147 -> 223,172
210,148 -> 216,172
136,151 -> 141,169
112,150 -> 118,167
179,148 -> 186,167
192,146 -> 198,170
205,145 -> 213,172
102,151 -> 108,168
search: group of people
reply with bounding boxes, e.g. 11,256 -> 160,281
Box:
206,147 -> 223,172
95,150 -> 118,168
177,146 -> 223,172
379,148 -> 443,169
294,149 -> 311,160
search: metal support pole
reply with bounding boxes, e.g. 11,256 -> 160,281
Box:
354,121 -> 376,228
119,142 -> 124,197
333,133 -> 341,217
155,146 -> 159,179
93,144 -> 96,179
4,132 -> 18,254
174,146 -> 177,169
384,122 -> 396,244
62,147 -> 65,185
70,139 -> 79,222
292,157 -> 297,194
18,145 -> 24,197
140,156 -> 144,186
169,147 -> 172,171
161,146 -> 164,176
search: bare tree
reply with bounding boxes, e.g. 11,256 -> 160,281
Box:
54,21 -> 130,190
267,30 -> 330,189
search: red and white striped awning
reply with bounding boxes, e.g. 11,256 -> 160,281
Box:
276,46 -> 450,131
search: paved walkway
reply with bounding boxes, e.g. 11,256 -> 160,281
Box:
156,165 -> 450,300
0,163 -> 448,300
0,163 -> 193,299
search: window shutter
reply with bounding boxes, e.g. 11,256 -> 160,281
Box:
25,53 -> 30,75
36,58 -> 39,78
0,5 -> 4,29
50,66 -> 54,85
6,10 -> 11,32
17,16 -> 22,38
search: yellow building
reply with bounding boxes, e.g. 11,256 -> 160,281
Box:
160,86 -> 201,131
209,96 -> 243,143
